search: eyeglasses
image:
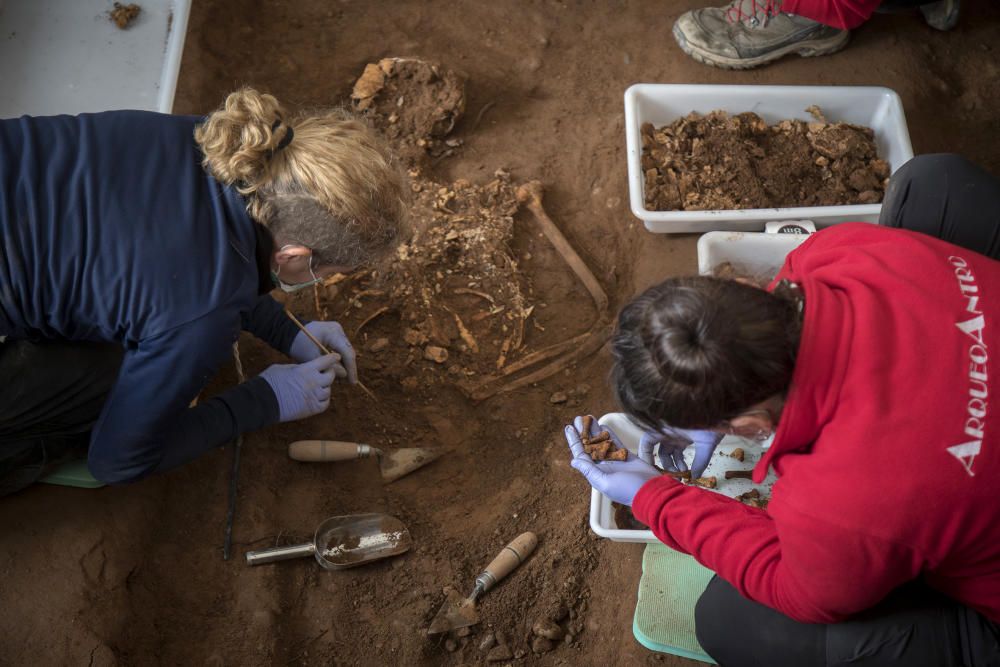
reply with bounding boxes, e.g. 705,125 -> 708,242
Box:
717,409 -> 774,442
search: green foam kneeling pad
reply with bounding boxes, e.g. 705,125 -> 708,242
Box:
633,543 -> 716,664
39,459 -> 105,489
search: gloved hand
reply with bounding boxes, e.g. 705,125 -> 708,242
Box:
638,427 -> 722,480
564,415 -> 662,506
260,354 -> 343,422
289,320 -> 357,384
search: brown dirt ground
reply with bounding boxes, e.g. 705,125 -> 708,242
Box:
2,2 -> 1000,666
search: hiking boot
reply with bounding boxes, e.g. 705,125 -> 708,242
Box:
920,0 -> 961,30
673,0 -> 850,70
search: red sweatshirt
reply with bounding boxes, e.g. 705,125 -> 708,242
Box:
781,0 -> 880,29
633,223 -> 1000,624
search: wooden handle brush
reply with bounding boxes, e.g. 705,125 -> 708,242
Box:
284,308 -> 378,401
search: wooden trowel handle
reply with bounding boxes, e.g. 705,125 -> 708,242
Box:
288,440 -> 377,462
476,532 -> 538,594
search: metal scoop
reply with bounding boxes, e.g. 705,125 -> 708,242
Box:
245,514 -> 412,570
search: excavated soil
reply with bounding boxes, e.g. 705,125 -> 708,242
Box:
3,2 -> 1000,666
352,57 -> 467,165
642,109 -> 890,211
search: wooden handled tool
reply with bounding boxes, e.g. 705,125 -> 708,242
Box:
289,440 -> 379,462
427,531 -> 538,634
283,308 -> 378,401
475,531 -> 538,593
288,440 -> 443,483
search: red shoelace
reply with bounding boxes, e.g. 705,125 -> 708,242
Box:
726,0 -> 782,24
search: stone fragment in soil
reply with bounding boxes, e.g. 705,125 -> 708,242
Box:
532,618 -> 564,640
532,636 -> 555,654
367,337 -> 390,353
424,346 -> 449,363
487,644 -> 513,662
478,632 -> 497,652
444,639 -> 458,652
549,391 -> 568,404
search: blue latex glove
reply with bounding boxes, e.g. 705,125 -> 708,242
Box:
260,354 -> 342,422
639,427 -> 723,480
564,415 -> 662,506
289,321 -> 357,384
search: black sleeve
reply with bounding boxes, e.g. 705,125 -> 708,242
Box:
87,311 -> 279,484
241,293 -> 306,355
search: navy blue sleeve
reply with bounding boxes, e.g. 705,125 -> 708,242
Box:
242,294 -> 304,356
87,311 -> 279,484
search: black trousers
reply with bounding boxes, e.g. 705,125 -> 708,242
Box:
0,339 -> 123,495
697,577 -> 1000,667
695,154 -> 1000,666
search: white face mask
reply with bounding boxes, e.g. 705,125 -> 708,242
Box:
271,246 -> 320,293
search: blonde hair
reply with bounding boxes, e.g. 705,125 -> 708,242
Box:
194,87 -> 407,265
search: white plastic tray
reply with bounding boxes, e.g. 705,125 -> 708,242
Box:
697,231 -> 809,277
0,0 -> 191,117
589,413 -> 777,543
625,84 -> 914,233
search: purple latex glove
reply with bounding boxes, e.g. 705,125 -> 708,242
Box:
564,415 -> 662,506
260,354 -> 343,422
289,321 -> 356,384
639,427 -> 723,480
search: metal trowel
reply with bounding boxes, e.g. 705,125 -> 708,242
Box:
289,440 -> 442,483
427,532 -> 538,635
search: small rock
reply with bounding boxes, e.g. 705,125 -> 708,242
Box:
533,618 -> 564,641
424,346 -> 449,363
367,337 -> 390,353
486,644 -> 513,662
478,632 -> 497,652
549,391 -> 568,404
514,648 -> 528,659
456,627 -> 472,638
532,636 -> 555,654
404,328 -> 428,346
730,447 -> 745,462
444,639 -> 458,652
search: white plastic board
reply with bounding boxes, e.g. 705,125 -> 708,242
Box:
588,413 -> 777,543
625,84 -> 914,233
0,0 -> 191,117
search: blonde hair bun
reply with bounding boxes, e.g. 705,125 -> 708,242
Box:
195,87 -> 407,266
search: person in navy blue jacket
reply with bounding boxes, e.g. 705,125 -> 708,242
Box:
0,88 -> 407,494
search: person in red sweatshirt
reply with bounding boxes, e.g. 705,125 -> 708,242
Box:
566,153 -> 1000,665
672,0 -> 960,70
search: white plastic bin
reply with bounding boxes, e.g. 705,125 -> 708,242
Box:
589,413 -> 777,543
697,231 -> 809,278
625,84 -> 914,234
0,0 -> 191,117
